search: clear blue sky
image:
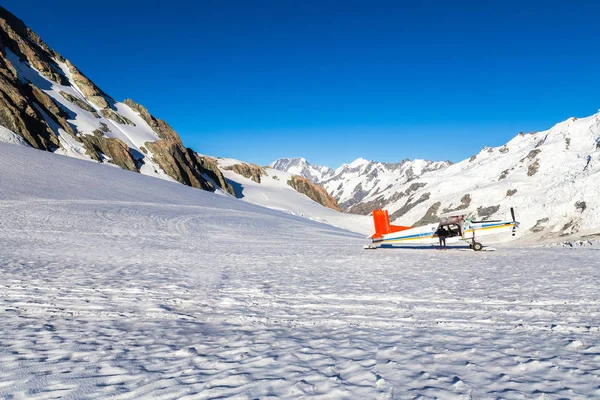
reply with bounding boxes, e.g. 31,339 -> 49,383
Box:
6,1 -> 600,167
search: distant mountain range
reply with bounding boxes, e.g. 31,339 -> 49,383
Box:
271,113 -> 600,240
271,157 -> 451,213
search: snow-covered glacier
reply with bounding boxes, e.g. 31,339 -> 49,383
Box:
1,143 -> 600,398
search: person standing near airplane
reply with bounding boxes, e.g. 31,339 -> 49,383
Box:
436,226 -> 448,250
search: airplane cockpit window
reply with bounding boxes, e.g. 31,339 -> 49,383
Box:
443,224 -> 462,237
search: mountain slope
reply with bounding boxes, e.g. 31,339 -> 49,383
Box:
0,5 -> 233,195
217,157 -> 371,234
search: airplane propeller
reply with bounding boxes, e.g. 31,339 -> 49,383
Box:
510,207 -> 519,235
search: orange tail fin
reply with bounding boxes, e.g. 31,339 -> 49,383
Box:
371,209 -> 411,239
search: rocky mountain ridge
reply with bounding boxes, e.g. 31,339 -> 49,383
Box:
0,5 -> 232,194
0,5 -> 343,217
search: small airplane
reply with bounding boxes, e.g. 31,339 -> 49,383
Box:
365,208 -> 519,251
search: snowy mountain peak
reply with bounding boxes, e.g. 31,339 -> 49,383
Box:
348,157 -> 370,168
270,157 -> 309,169
270,157 -> 335,183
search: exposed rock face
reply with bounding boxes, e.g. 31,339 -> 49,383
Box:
0,30 -> 59,150
192,154 -> 234,195
142,138 -> 235,195
286,176 -> 342,212
81,132 -> 139,171
477,205 -> 500,220
389,192 -> 431,222
26,83 -> 77,137
100,108 -> 135,126
413,201 -> 442,227
343,196 -> 387,215
224,163 -> 266,183
0,6 -> 235,197
124,99 -> 177,141
124,98 -> 235,195
506,189 -> 517,197
60,91 -> 99,117
0,75 -> 59,149
443,194 -> 471,213
144,140 -> 214,191
530,217 -> 549,233
575,201 -> 587,212
0,7 -> 67,85
525,149 -> 541,161
560,219 -> 580,236
528,159 -> 540,176
65,59 -> 111,109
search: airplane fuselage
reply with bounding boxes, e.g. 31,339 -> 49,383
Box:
373,220 -> 517,247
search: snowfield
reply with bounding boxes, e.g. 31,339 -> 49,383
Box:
1,143 -> 600,399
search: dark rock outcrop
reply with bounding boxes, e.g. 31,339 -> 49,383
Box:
124,99 -> 177,140
65,59 -> 111,109
530,217 -> 549,233
0,60 -> 59,149
477,205 -> 500,219
81,131 -> 139,171
223,163 -> 266,183
345,196 -> 387,215
286,176 -> 342,212
442,194 -> 471,213
124,98 -> 235,195
192,153 -> 234,195
0,6 -> 67,85
145,140 -> 214,191
528,160 -> 540,176
413,202 -> 441,227
389,192 -> 431,222
26,83 -> 77,138
59,91 -> 99,117
100,108 -> 135,126
575,201 -> 587,212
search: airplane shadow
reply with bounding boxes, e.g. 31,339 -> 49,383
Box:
378,244 -> 471,251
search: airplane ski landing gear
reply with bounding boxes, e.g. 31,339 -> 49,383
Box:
472,242 -> 483,251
